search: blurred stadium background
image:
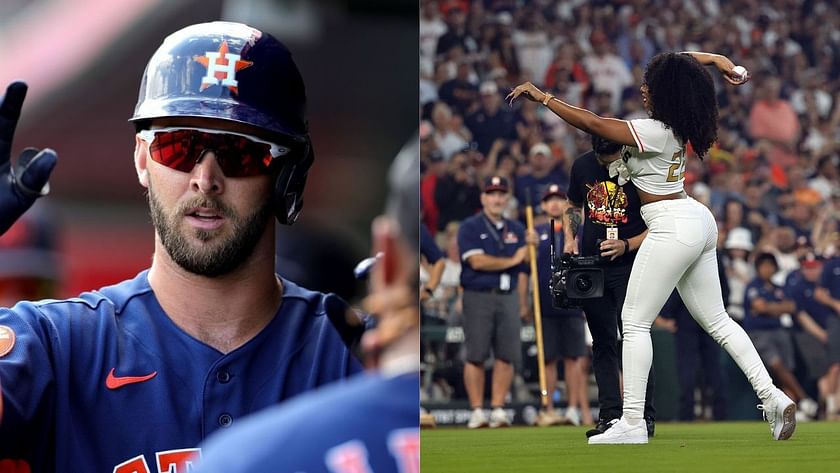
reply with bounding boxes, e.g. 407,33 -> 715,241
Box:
0,0 -> 417,302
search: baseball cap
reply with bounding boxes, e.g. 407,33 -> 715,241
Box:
529,142 -> 552,158
483,175 -> 510,193
496,12 -> 513,26
542,183 -> 566,201
800,252 -> 823,269
724,227 -> 754,252
480,81 -> 499,96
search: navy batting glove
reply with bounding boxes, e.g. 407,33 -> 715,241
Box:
0,81 -> 58,235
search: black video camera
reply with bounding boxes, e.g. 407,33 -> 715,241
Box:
547,221 -> 605,308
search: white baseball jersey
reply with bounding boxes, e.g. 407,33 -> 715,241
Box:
620,118 -> 686,195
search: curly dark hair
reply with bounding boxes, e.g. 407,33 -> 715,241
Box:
643,52 -> 718,159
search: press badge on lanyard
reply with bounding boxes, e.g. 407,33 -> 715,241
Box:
499,273 -> 511,291
606,226 -> 618,240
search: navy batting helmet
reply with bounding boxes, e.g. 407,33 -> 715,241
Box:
130,21 -> 313,225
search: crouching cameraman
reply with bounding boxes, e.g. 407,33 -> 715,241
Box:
563,134 -> 656,438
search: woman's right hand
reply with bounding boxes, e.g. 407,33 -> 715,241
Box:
506,82 -> 546,105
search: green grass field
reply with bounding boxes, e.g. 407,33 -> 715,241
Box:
422,422 -> 840,472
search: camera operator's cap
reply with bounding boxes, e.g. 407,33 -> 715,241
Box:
724,227 -> 754,252
483,175 -> 510,193
800,251 -> 823,269
542,183 -> 566,201
529,142 -> 551,158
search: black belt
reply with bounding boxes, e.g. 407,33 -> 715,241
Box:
467,287 -> 513,294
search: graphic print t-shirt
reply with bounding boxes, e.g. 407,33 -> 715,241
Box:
567,151 -> 646,265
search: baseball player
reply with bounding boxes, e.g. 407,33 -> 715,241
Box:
0,22 -> 364,471
509,51 -> 796,444
192,138 -> 420,473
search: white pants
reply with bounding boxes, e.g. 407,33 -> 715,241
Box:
621,197 -> 776,420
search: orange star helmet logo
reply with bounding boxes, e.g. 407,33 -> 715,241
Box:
193,40 -> 253,94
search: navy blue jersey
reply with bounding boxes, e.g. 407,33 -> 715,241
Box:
820,256 -> 840,299
785,270 -> 834,329
193,372 -> 419,473
420,225 -> 444,264
514,168 -> 569,219
0,271 -> 361,472
743,278 -> 788,331
457,212 -> 526,291
566,151 -> 646,263
535,222 -> 584,319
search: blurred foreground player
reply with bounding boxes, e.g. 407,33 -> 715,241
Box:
0,202 -> 60,307
0,22 -> 363,472
193,139 -> 421,473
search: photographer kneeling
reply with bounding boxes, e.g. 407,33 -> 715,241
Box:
563,135 -> 656,438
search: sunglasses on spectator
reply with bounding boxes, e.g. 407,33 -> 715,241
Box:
138,127 -> 290,177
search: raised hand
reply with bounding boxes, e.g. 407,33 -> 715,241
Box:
506,82 -> 546,105
0,82 -> 58,235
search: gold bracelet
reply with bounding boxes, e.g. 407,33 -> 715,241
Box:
542,93 -> 554,106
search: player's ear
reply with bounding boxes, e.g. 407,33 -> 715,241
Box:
134,134 -> 150,188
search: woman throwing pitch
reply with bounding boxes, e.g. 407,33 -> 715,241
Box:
508,51 -> 796,444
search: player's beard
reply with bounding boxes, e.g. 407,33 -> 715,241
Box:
147,185 -> 271,277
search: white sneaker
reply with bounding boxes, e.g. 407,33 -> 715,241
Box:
799,398 -> 818,419
467,408 -> 488,429
565,407 -> 582,426
758,390 -> 796,440
588,417 -> 648,444
489,407 -> 511,428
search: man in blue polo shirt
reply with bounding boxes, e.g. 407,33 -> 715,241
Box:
785,252 -> 833,419
457,175 -> 533,428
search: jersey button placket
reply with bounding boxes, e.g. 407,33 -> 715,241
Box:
216,370 -> 231,383
218,413 -> 233,427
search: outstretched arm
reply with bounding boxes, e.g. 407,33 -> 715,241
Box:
506,82 -> 637,147
682,51 -> 749,85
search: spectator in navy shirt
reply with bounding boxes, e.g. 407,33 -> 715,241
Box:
465,81 -> 516,156
744,253 -> 815,416
785,253 -> 835,419
421,225 -> 445,302
514,142 -> 569,220
814,254 -> 840,419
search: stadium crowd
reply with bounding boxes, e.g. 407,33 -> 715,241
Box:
419,0 -> 840,423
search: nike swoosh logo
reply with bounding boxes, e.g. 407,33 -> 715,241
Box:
105,368 -> 158,390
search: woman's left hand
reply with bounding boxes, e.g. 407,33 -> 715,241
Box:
506,82 -> 546,105
715,55 -> 749,85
